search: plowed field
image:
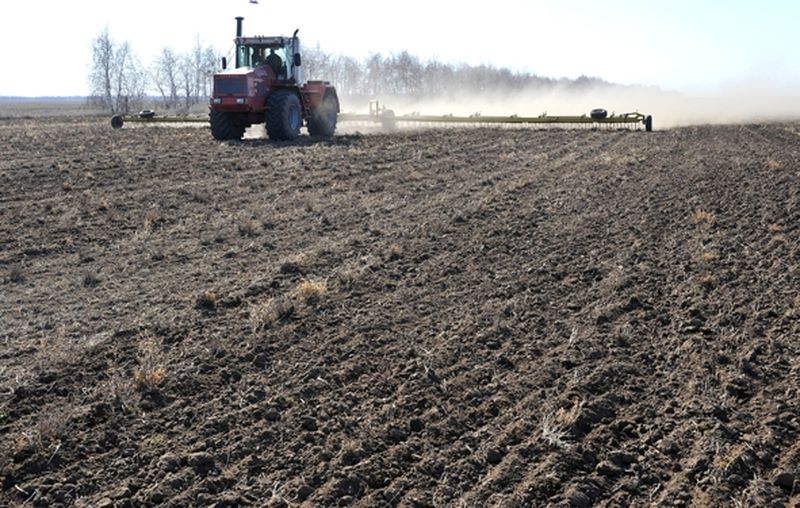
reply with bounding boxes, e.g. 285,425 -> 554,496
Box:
1,118 -> 799,507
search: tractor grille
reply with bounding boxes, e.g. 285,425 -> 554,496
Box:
214,77 -> 246,96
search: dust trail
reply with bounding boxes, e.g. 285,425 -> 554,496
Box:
341,83 -> 800,129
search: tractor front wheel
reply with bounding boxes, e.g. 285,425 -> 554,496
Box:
307,93 -> 338,138
210,111 -> 245,141
266,91 -> 302,141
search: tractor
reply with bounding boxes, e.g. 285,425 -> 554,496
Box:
209,17 -> 339,141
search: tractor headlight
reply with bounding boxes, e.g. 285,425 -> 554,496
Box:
236,98 -> 246,104
211,98 -> 222,104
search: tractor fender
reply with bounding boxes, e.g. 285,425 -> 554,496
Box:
322,87 -> 340,113
301,81 -> 338,111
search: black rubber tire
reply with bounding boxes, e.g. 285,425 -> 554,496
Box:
307,93 -> 338,138
210,110 -> 245,141
265,90 -> 302,141
590,108 -> 608,120
111,115 -> 123,129
645,115 -> 653,132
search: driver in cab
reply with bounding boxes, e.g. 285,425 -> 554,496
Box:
265,48 -> 284,78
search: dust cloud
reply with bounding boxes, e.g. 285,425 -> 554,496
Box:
342,83 -> 800,129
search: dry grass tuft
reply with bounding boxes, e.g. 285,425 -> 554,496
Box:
691,209 -> 716,225
385,243 -> 404,261
701,251 -> 720,262
133,334 -> 166,391
98,373 -> 137,413
133,217 -> 154,242
766,159 -> 783,170
237,218 -> 261,237
249,297 -> 295,332
540,400 -> 583,449
279,253 -> 308,275
295,279 -> 327,302
19,407 -> 74,455
700,274 -> 717,287
197,290 -> 217,309
767,223 -> 782,234
35,326 -> 79,370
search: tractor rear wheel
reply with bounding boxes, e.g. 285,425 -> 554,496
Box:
210,111 -> 245,141
266,90 -> 302,141
307,93 -> 338,137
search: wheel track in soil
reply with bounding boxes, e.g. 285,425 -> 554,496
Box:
244,130 -> 633,506
396,125 -> 796,503
428,132 -> 644,506
298,131 -> 638,505
143,129 -> 631,505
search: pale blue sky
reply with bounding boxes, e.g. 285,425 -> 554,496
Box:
0,0 -> 798,96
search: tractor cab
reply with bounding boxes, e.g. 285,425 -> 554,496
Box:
234,35 -> 303,83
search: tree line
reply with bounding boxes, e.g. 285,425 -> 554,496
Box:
89,29 -> 218,113
90,29 -> 609,113
301,46 -> 609,99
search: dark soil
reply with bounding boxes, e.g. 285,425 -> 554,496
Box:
1,118 -> 799,507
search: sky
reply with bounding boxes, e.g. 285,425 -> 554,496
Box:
0,0 -> 799,96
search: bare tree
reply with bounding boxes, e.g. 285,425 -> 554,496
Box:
302,43 -> 330,82
151,38 -> 218,111
115,47 -> 148,112
200,47 -> 218,98
89,28 -> 115,111
152,48 -> 180,109
89,29 -> 147,113
190,39 -> 220,104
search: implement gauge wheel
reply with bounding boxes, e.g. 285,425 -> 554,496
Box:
590,108 -> 608,120
111,115 -> 124,129
645,115 -> 653,132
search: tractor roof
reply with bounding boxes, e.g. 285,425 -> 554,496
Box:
235,36 -> 293,47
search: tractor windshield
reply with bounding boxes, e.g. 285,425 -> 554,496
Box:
237,44 -> 289,74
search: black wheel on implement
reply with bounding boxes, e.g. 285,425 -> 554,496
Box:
111,115 -> 124,129
645,115 -> 653,132
590,108 -> 608,120
266,90 -> 302,141
307,92 -> 338,138
210,110 -> 246,141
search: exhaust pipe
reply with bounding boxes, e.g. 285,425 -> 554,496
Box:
234,17 -> 244,67
236,16 -> 244,37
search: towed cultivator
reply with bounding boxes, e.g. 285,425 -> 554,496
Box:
340,101 -> 653,131
111,104 -> 653,132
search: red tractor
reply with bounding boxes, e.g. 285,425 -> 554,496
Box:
210,17 -> 339,141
